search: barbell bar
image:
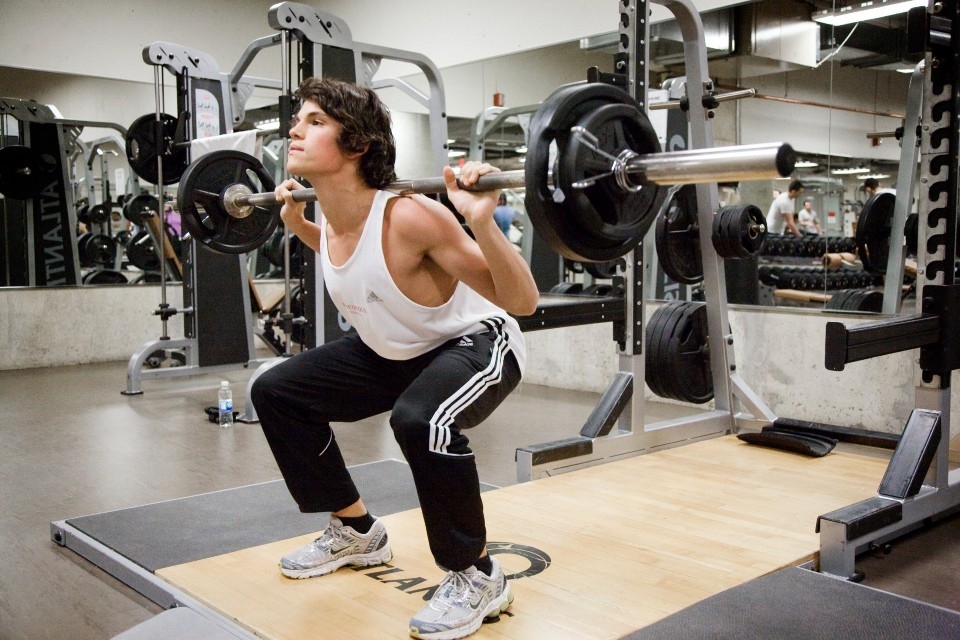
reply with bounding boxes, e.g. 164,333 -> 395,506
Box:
176,82 -> 795,259
220,141 -> 793,219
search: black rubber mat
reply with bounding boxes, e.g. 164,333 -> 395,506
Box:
67,459 -> 495,573
622,566 -> 960,640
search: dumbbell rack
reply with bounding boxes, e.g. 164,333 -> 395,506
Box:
516,0 -> 778,481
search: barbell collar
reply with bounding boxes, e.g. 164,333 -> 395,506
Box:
231,142 -> 794,214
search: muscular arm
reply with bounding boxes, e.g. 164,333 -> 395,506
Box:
397,193 -> 539,316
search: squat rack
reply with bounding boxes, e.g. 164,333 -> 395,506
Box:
516,0 -> 777,482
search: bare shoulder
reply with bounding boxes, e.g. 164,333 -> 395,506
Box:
387,194 -> 465,244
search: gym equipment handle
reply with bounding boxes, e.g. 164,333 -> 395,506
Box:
234,141 -> 794,210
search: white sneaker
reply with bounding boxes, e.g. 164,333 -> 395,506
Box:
409,556 -> 513,639
279,516 -> 392,579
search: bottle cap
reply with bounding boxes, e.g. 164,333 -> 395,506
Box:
221,380 -> 229,386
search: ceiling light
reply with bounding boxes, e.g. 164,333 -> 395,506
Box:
862,173 -> 891,179
813,0 -> 926,27
795,160 -> 819,168
832,167 -> 871,174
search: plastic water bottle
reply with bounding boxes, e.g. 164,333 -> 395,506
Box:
218,381 -> 234,428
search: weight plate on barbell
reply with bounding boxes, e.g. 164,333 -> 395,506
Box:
125,230 -> 161,271
0,145 -> 54,200
655,184 -> 702,284
177,150 -> 279,254
855,191 -> 895,275
123,194 -> 160,225
525,82 -> 665,263
712,203 -> 767,259
125,113 -> 189,185
644,300 -> 713,404
558,102 -> 664,247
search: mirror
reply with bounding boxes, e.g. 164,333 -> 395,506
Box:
0,0 -> 918,312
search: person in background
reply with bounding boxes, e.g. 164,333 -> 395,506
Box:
798,199 -> 822,235
765,179 -> 804,237
492,192 -> 516,238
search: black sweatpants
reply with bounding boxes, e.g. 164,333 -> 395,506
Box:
251,326 -> 521,572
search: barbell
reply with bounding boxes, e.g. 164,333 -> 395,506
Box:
176,82 -> 795,261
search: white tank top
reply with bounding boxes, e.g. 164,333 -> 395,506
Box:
320,190 -> 526,372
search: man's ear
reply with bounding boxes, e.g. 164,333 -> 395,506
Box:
346,144 -> 369,160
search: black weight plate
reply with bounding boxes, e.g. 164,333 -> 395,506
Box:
125,113 -> 189,185
713,204 -> 767,259
558,103 -> 664,244
525,82 -> 663,263
904,212 -> 918,256
645,301 -> 713,403
125,230 -> 160,271
712,206 -> 737,259
177,150 -> 279,254
0,145 -> 54,199
83,233 -> 117,266
655,184 -> 702,284
645,302 -> 689,401
123,194 -> 160,225
584,260 -> 619,279
88,203 -> 111,224
855,191 -> 895,274
82,269 -> 128,285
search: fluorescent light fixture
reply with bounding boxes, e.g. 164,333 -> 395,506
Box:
795,160 -> 819,168
448,150 -> 466,158
862,173 -> 891,179
813,0 -> 926,26
832,167 -> 871,174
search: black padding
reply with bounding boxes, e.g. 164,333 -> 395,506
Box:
580,372 -> 633,438
737,430 -> 836,457
879,408 -> 942,499
773,417 -> 899,450
622,566 -> 960,640
816,496 -> 903,538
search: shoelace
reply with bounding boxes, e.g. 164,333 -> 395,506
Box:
430,571 -> 476,611
314,525 -> 347,552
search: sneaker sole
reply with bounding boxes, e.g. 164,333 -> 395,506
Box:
409,582 -> 514,640
279,545 -> 393,579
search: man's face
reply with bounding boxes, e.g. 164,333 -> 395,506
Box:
286,100 -> 347,178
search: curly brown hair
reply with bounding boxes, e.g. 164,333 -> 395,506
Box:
293,77 -> 397,188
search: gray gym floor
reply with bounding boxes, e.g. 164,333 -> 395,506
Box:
1,358 -> 959,639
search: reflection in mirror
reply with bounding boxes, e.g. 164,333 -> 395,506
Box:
631,0 -> 918,316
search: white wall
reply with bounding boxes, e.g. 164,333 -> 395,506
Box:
1,285 -> 946,444
1,0 -> 740,83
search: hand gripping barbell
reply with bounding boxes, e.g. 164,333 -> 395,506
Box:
176,83 -> 794,261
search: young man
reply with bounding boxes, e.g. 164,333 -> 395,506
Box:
798,199 -> 822,235
765,179 -> 804,237
250,77 -> 539,640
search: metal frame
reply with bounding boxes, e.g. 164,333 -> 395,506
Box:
517,0 -> 775,482
817,2 -> 960,577
880,61 -> 924,315
50,519 -> 259,639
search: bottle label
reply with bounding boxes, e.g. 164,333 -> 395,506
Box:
219,399 -> 233,412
